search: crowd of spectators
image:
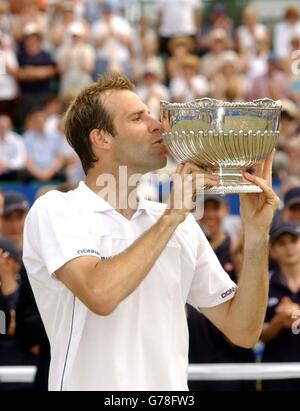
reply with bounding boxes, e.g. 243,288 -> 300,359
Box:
1,0 -> 300,391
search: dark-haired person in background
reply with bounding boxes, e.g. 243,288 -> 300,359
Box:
261,221 -> 300,391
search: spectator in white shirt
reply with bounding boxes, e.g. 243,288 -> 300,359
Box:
274,4 -> 300,60
236,6 -> 269,56
170,54 -> 209,103
157,0 -> 201,55
0,32 -> 19,120
91,2 -> 133,79
136,65 -> 170,120
0,114 -> 26,181
23,108 -> 65,182
57,22 -> 95,99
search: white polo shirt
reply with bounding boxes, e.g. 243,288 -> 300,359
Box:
23,182 -> 236,391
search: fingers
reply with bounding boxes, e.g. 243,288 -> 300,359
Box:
242,171 -> 280,207
262,148 -> 276,186
178,162 -> 219,189
250,149 -> 276,186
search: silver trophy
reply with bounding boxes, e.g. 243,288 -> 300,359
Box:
160,98 -> 282,194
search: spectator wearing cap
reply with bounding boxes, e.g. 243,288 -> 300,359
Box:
187,195 -> 254,391
200,28 -> 231,79
281,186 -> 300,225
260,221 -> 300,390
12,23 -> 57,127
57,22 -> 95,99
170,54 -> 209,103
50,1 -> 90,52
10,0 -> 47,44
0,114 -> 27,181
2,191 -> 29,251
166,36 -> 195,80
274,4 -> 300,60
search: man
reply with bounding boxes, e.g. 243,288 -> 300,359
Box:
261,221 -> 300,390
23,72 -> 279,391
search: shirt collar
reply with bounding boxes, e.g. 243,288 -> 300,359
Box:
75,181 -> 151,216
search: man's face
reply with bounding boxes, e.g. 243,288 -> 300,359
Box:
2,209 -> 27,249
103,90 -> 167,174
271,233 -> 300,265
200,200 -> 227,236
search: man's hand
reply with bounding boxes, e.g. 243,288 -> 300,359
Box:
239,150 -> 280,231
164,162 -> 219,220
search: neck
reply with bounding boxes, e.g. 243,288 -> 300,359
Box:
86,164 -> 142,219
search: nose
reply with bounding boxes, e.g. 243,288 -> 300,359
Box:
148,115 -> 162,134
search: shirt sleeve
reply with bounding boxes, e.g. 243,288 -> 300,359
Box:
187,219 -> 237,309
23,191 -> 101,278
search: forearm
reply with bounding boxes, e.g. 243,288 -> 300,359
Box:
226,228 -> 269,345
87,213 -> 183,314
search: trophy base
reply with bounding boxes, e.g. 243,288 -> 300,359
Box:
204,167 -> 262,194
203,183 -> 262,195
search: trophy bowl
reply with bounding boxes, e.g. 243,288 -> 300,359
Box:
160,98 -> 282,194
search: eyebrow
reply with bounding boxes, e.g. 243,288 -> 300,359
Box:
127,109 -> 150,119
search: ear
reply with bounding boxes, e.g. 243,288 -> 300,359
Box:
89,128 -> 112,151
